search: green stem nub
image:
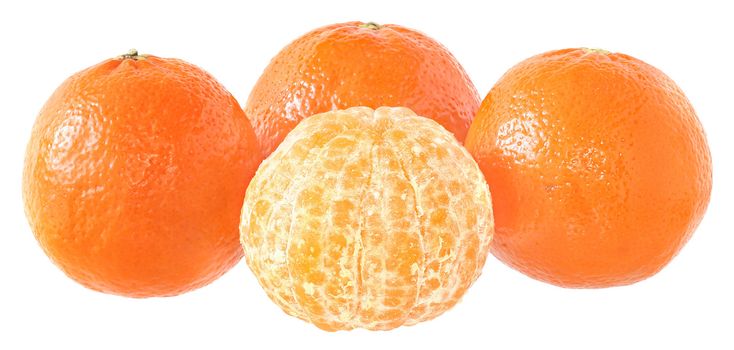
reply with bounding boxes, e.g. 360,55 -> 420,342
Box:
359,22 -> 383,30
118,48 -> 147,60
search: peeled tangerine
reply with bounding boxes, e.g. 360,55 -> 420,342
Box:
240,107 -> 494,331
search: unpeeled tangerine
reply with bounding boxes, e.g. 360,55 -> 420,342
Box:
240,106 -> 494,331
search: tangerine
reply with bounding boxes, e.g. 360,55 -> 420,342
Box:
245,21 -> 480,156
240,107 -> 493,330
23,50 -> 262,297
464,48 -> 712,288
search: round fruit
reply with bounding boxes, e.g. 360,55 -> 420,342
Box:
240,106 -> 494,331
464,48 -> 712,288
23,50 -> 262,297
245,21 -> 480,157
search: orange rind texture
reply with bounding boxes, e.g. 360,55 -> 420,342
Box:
240,106 -> 494,331
23,54 -> 261,297
465,48 -> 712,288
245,21 -> 480,157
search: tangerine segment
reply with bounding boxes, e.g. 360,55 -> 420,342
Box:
241,107 -> 493,331
465,48 -> 712,288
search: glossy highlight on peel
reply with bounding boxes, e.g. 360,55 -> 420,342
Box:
240,107 -> 494,331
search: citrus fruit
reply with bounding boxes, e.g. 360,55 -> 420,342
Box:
245,21 -> 480,157
240,106 -> 494,330
464,48 -> 712,288
23,50 -> 262,297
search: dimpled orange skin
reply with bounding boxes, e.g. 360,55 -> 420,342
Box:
23,51 -> 262,297
241,107 -> 494,331
464,48 -> 712,288
246,21 -> 480,157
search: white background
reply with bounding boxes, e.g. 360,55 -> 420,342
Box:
1,1 -> 732,349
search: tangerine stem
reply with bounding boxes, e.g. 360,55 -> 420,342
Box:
117,49 -> 147,60
359,22 -> 382,30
